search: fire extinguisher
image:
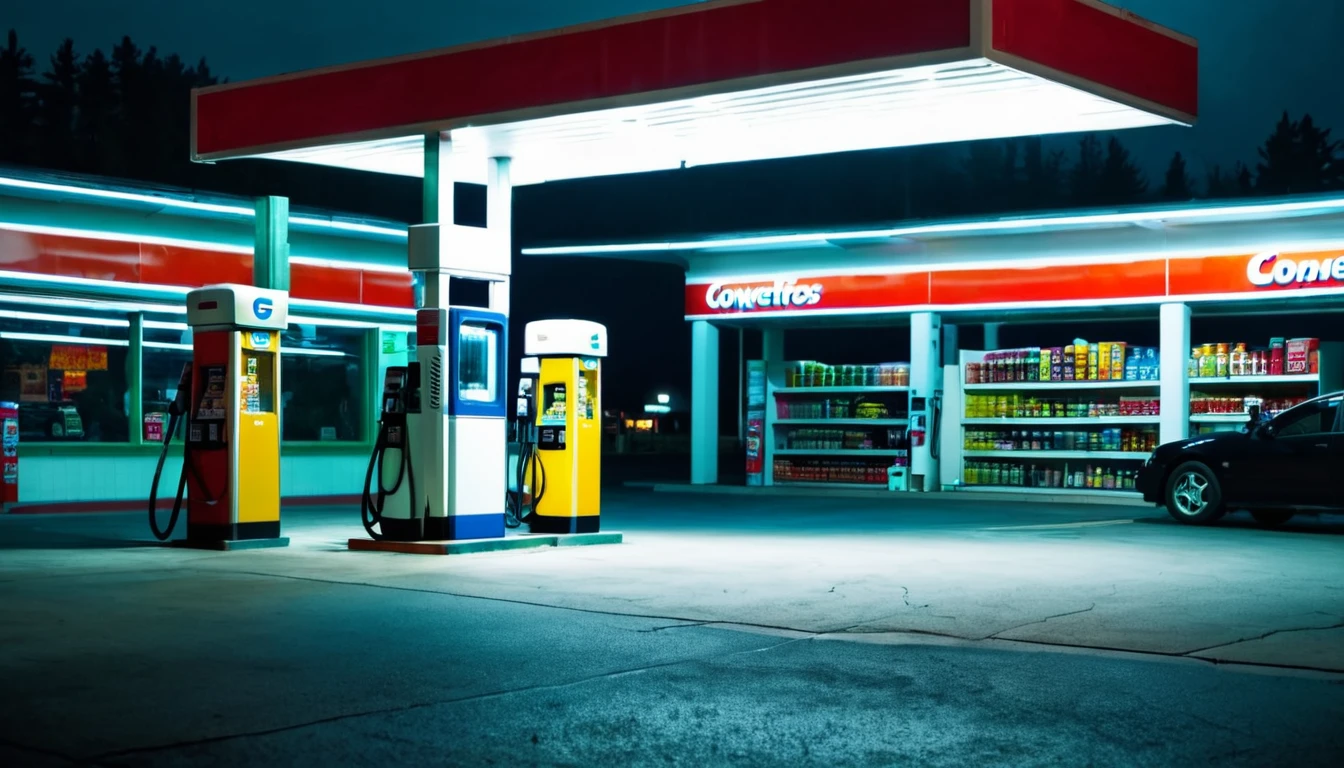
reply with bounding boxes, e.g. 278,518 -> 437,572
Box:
909,413 -> 927,448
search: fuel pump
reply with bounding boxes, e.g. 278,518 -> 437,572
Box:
525,320 -> 608,534
145,284 -> 289,547
361,364 -> 423,540
413,307 -> 509,540
506,358 -> 543,528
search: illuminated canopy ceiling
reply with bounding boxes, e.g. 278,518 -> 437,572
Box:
192,0 -> 1197,186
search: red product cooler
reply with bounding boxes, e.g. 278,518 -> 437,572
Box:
1,402 -> 17,506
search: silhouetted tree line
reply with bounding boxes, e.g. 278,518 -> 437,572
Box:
2,29 -> 1342,230
0,30 -> 419,220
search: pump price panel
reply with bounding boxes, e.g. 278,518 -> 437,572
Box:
191,365 -> 229,447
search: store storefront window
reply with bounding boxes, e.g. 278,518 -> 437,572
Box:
281,325 -> 365,442
0,311 -> 130,443
142,326 -> 194,443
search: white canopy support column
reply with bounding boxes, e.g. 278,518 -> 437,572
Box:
411,136 -> 515,532
421,136 -> 512,310
1160,303 -> 1192,446
983,323 -> 1002,351
910,312 -> 942,492
691,320 -> 720,485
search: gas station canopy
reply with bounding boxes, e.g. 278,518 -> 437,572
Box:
192,0 -> 1197,186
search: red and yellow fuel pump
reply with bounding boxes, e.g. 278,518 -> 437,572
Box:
148,284 -> 290,549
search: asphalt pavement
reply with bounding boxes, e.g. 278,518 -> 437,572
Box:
2,490 -> 1342,766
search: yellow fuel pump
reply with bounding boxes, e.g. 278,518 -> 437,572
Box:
524,320 -> 608,534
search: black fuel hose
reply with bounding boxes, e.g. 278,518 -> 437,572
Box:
506,440 -> 545,528
361,425 -> 417,540
148,411 -> 188,541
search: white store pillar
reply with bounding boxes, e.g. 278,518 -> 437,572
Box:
983,322 -> 1002,351
942,324 -> 959,366
761,328 -> 785,363
1159,303 -> 1191,446
691,320 -> 720,485
910,312 -> 942,492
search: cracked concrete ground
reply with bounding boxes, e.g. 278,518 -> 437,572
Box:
2,489 -> 1343,764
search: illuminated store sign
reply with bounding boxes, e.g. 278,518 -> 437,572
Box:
704,280 -> 824,311
1246,252 -> 1344,287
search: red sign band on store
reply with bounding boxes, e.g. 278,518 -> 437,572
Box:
686,249 -> 1344,317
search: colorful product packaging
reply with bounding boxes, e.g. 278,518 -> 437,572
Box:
1285,338 -> 1319,376
1110,343 -> 1126,380
1269,338 -> 1285,376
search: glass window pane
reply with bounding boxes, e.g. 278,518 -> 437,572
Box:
0,312 -> 130,443
458,324 -> 497,403
141,345 -> 192,443
280,326 -> 364,442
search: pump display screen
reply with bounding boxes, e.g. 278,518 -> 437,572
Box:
541,383 -> 567,426
458,324 -> 498,403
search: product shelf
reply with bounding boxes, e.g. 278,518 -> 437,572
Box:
776,418 -> 909,426
964,381 -> 1160,392
961,416 -> 1159,426
963,450 -> 1149,461
1188,374 -> 1320,386
774,449 -> 909,457
773,481 -> 887,490
1189,414 -> 1253,424
775,386 -> 911,395
954,486 -> 1144,500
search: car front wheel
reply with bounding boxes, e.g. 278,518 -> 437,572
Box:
1165,462 -> 1225,525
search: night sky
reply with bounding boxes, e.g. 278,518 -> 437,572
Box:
9,0 -> 1344,416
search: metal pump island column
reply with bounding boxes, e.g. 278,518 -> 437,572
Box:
180,284 -> 290,548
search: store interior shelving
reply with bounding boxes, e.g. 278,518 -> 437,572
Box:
765,361 -> 913,488
945,345 -> 1164,499
1186,340 -> 1342,435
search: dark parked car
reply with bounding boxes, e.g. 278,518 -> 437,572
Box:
1138,392 -> 1344,526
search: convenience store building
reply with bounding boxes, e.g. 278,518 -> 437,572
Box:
526,194 -> 1344,500
0,167 -> 415,509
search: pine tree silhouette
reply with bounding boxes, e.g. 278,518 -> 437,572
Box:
0,30 -> 38,163
1161,152 -> 1193,200
1256,111 -> 1344,194
1069,134 -> 1106,205
1096,137 -> 1147,204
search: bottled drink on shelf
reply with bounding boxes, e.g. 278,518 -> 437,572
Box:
968,343 -> 1157,384
1188,336 -> 1318,378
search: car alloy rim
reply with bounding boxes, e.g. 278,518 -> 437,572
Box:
1172,472 -> 1210,517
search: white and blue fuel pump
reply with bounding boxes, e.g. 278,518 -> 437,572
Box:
413,307 -> 510,540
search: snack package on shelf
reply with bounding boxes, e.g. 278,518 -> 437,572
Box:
966,342 -> 1157,384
